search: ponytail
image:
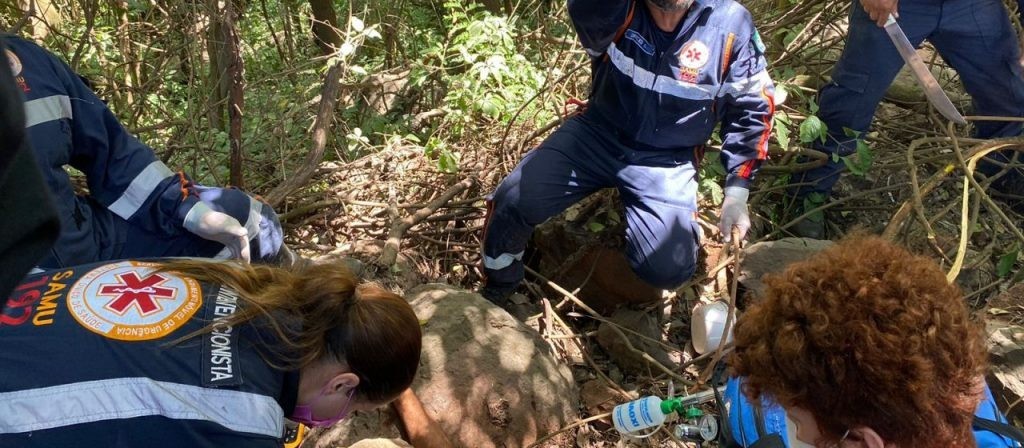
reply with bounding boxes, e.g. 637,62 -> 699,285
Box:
158,260 -> 422,403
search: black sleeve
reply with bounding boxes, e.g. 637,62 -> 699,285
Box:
0,37 -> 59,298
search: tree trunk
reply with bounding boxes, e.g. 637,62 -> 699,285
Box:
207,0 -> 246,187
224,0 -> 245,188
114,1 -> 137,119
308,0 -> 341,55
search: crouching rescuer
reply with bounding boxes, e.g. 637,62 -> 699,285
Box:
0,260 -> 433,447
480,0 -> 775,304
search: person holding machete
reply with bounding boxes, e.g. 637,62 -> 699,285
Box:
788,0 -> 1024,238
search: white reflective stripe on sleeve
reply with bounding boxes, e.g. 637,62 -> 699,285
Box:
107,161 -> 175,219
607,43 -> 715,101
717,70 -> 772,98
23,95 -> 72,128
0,377 -> 284,437
585,46 -> 606,58
483,251 -> 524,270
213,195 -> 264,259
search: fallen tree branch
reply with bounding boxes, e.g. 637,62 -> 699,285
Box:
527,412 -> 612,448
265,58 -> 348,206
376,177 -> 476,267
525,266 -> 694,387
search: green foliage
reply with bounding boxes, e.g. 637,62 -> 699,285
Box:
699,158 -> 727,205
774,108 -> 792,152
839,128 -> 873,177
802,192 -> 827,223
27,0 -> 576,184
841,139 -> 874,176
798,99 -> 828,145
586,208 -> 620,233
998,245 -> 1020,278
424,137 -> 459,173
429,1 -> 548,136
799,115 -> 826,145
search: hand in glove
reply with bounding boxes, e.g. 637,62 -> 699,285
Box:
183,202 -> 250,262
718,186 -> 751,244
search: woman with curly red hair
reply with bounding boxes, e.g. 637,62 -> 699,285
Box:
723,235 -> 1021,448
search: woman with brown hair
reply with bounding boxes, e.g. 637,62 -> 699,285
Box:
723,236 -> 1021,448
0,259 -> 441,447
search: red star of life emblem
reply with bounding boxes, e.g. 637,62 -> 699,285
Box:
99,272 -> 177,317
684,47 -> 702,63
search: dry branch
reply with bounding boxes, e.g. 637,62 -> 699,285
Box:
376,177 -> 476,267
265,60 -> 347,206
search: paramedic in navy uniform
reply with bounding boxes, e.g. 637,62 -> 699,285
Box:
2,34 -> 286,267
480,0 -> 775,304
0,260 -> 445,447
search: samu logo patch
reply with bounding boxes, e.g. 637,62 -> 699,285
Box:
624,29 -> 655,56
67,261 -> 202,341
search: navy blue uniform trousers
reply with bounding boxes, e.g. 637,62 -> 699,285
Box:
794,0 -> 1024,198
483,114 -> 702,290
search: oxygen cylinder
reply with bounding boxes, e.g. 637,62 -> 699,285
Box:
612,396 -> 684,434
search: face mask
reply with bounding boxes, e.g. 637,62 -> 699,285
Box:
290,386 -> 356,428
789,430 -> 851,448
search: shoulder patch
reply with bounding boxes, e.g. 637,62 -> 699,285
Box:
679,40 -> 710,69
624,29 -> 655,56
67,261 -> 202,341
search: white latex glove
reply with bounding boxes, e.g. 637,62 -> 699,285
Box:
183,202 -> 250,262
719,186 -> 751,243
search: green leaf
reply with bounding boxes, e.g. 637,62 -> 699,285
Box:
998,248 -> 1019,278
701,177 -> 725,205
587,221 -> 606,233
841,140 -> 874,176
799,115 -> 827,144
803,192 -> 826,223
775,120 -> 791,151
607,210 -> 622,225
438,149 -> 459,173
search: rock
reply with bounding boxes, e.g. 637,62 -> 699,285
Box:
348,439 -> 412,448
306,408 -> 402,448
738,238 -> 834,298
596,308 -> 677,375
313,284 -> 579,448
987,321 -> 1024,423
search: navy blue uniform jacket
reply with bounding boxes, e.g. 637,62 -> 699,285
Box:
0,261 -> 298,447
569,0 -> 775,188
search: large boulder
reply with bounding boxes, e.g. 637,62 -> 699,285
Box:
310,284 -> 579,447
348,439 -> 412,448
738,238 -> 834,298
